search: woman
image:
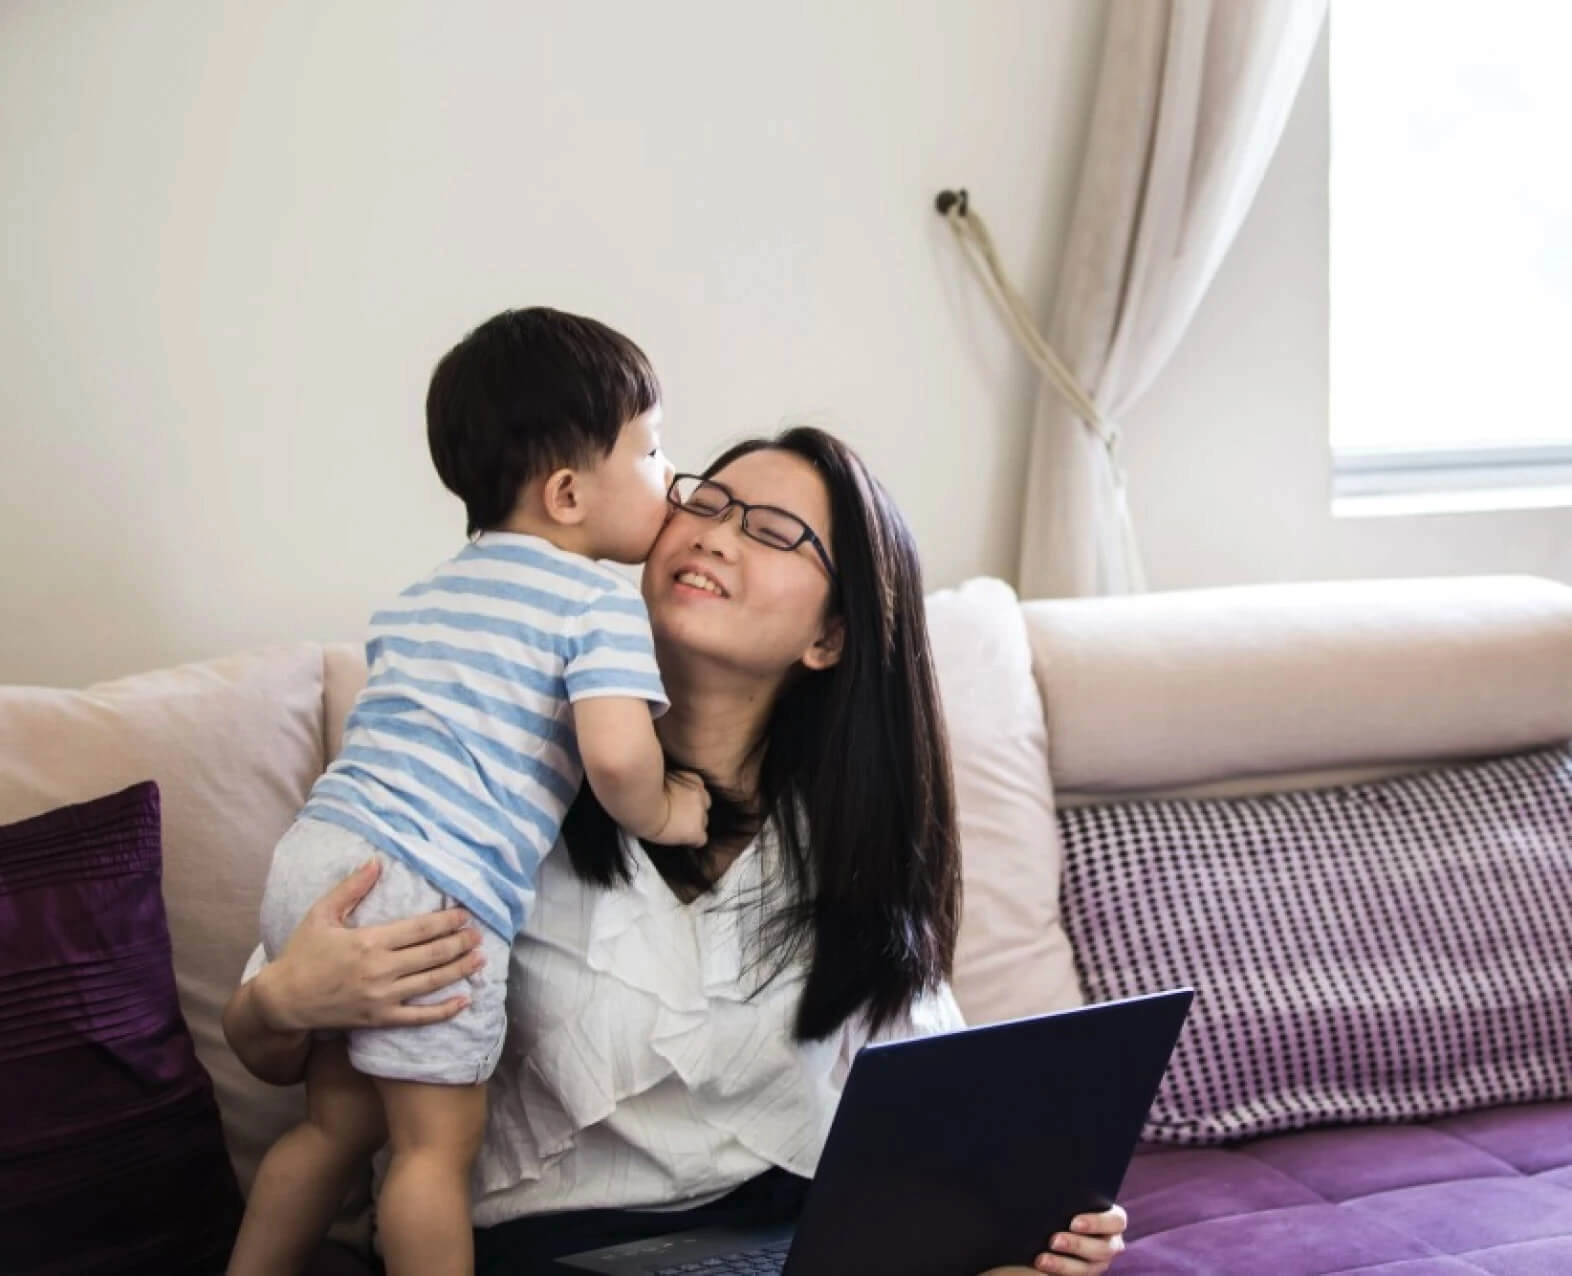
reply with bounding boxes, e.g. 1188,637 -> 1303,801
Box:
225,428 -> 1129,1275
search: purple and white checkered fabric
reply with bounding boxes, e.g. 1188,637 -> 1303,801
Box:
1058,746 -> 1572,1145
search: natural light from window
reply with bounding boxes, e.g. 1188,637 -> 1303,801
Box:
1331,0 -> 1572,482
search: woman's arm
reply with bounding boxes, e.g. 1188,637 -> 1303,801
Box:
222,858 -> 486,1085
223,966 -> 313,1085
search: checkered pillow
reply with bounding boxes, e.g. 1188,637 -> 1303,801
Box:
1058,746 -> 1572,1144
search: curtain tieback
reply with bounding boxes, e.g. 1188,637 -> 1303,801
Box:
935,189 -> 1126,479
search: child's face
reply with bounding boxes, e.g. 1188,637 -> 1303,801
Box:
586,405 -> 675,564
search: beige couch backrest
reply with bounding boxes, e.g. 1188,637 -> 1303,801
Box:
323,642 -> 368,761
1022,575 -> 1572,804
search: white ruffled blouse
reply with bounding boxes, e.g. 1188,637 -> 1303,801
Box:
471,824 -> 966,1226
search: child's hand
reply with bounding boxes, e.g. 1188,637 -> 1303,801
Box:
651,770 -> 711,847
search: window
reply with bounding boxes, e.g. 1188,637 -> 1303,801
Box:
1330,1 -> 1572,514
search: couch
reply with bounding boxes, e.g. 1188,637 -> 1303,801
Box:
1010,576 -> 1572,1274
3,574 -> 1569,1274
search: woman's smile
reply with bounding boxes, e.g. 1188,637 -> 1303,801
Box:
672,565 -> 731,599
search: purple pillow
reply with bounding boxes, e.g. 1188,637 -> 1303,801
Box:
0,781 -> 243,1272
1059,746 -> 1572,1145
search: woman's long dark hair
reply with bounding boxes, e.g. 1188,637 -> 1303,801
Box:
561,427 -> 961,1041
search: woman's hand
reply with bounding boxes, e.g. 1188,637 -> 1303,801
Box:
223,858 -> 485,1085
253,857 -> 486,1031
981,1204 -> 1129,1276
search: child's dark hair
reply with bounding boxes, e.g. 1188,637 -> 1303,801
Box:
427,307 -> 661,536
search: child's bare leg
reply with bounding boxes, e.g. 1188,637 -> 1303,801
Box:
228,1039 -> 386,1276
374,1078 -> 486,1276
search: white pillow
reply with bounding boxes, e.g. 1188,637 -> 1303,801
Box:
926,578 -> 1083,1022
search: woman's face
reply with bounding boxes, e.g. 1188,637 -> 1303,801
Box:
643,447 -> 842,682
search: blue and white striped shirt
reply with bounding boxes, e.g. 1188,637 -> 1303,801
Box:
302,532 -> 668,939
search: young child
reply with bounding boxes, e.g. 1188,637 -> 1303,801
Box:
228,308 -> 709,1276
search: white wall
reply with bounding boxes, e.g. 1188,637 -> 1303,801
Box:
1121,27 -> 1572,592
11,9 -> 1563,691
0,0 -> 1107,686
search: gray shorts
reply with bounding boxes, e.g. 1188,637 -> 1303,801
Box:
259,817 -> 510,1085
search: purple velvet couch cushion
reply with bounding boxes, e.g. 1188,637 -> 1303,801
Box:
1119,1100 -> 1572,1273
0,781 -> 243,1273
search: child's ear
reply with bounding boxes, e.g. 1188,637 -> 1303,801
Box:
541,468 -> 587,526
801,616 -> 845,672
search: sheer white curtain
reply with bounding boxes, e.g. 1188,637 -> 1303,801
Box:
1016,0 -> 1327,597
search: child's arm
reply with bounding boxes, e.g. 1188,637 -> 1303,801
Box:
573,696 -> 709,845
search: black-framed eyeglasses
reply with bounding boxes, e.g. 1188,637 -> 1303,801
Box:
667,474 -> 837,580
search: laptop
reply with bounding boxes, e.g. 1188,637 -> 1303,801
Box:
555,987 -> 1194,1276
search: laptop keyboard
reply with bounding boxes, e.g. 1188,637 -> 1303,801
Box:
649,1237 -> 792,1274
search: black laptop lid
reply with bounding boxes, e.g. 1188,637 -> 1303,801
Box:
781,988 -> 1193,1276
